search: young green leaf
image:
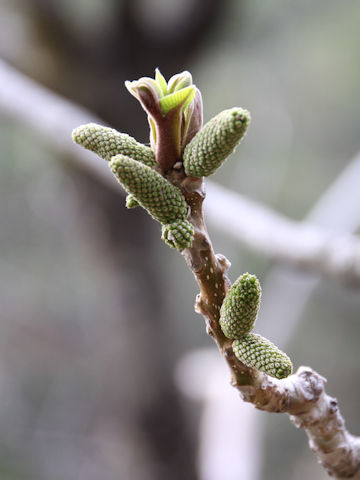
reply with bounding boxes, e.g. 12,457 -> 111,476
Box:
155,68 -> 168,96
167,71 -> 193,93
159,85 -> 196,116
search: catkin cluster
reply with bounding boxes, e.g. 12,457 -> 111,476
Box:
72,124 -> 194,250
110,156 -> 194,250
72,73 -> 251,251
72,70 -> 293,381
220,274 -> 292,379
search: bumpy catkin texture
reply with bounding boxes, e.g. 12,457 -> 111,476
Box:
126,194 -> 140,209
110,155 -> 188,225
220,273 -> 261,339
161,220 -> 194,250
72,123 -> 156,167
232,334 -> 293,379
183,107 -> 250,177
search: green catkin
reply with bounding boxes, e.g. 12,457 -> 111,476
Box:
183,107 -> 250,177
219,272 -> 293,379
232,334 -> 293,379
110,155 -> 186,223
220,273 -> 261,339
72,123 -> 156,167
161,219 -> 195,250
110,155 -> 194,249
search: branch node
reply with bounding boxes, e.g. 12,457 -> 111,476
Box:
329,397 -> 338,414
215,253 -> 231,273
224,347 -> 233,358
206,324 -> 214,337
194,294 -> 204,314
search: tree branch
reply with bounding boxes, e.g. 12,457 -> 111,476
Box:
1,58 -> 360,284
241,366 -> 360,479
170,168 -> 360,479
3,57 -> 359,477
206,181 -> 360,285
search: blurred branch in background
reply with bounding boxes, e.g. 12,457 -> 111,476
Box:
206,171 -> 360,284
1,58 -> 360,285
0,58 -> 111,185
260,150 -> 360,347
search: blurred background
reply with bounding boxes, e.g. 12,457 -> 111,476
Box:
0,1 -> 360,479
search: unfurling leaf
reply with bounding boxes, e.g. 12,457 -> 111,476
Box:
159,85 -> 196,116
125,70 -> 203,170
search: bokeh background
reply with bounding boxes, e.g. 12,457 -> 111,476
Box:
0,1 -> 360,479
